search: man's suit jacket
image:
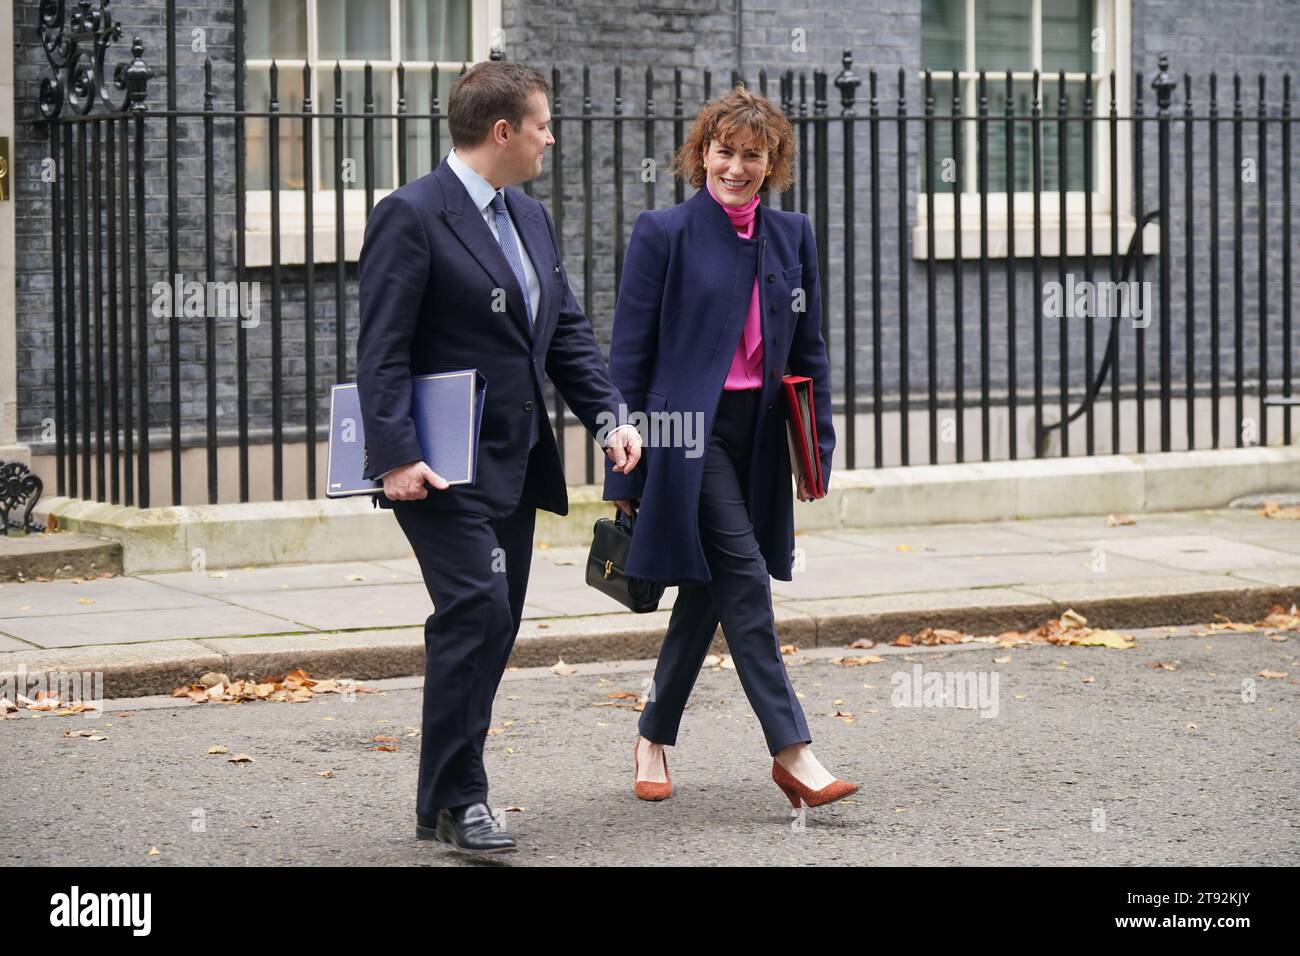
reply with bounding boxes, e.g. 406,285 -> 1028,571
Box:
356,158 -> 625,517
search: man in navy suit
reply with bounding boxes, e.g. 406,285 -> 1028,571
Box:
356,60 -> 641,854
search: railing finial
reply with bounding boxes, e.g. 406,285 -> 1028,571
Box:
1151,53 -> 1176,112
833,49 -> 860,113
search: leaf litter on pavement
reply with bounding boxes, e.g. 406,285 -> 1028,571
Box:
168,668 -> 376,705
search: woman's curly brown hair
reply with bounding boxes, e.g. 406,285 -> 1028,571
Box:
672,85 -> 796,194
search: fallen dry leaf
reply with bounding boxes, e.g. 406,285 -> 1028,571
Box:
1106,513 -> 1137,526
170,669 -> 370,705
892,627 -> 972,647
834,655 -> 884,666
1258,501 -> 1300,520
206,745 -> 230,755
1258,669 -> 1288,679
551,659 -> 577,677
1060,608 -> 1089,630
994,616 -> 1134,649
227,753 -> 255,764
1208,613 -> 1257,632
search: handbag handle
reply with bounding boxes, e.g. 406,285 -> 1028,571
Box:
614,504 -> 638,533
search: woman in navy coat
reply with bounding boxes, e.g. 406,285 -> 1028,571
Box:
603,86 -> 858,809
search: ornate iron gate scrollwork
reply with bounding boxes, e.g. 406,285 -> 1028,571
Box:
0,461 -> 44,535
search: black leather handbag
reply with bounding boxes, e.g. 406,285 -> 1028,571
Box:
586,507 -> 665,613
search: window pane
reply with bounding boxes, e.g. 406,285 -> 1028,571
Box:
921,0 -> 965,70
1041,0 -> 1092,74
976,79 -> 1089,193
246,66 -> 306,190
319,0 -> 392,60
1040,80 -> 1089,192
245,0 -> 306,59
318,69 -> 395,190
984,79 -> 1040,192
403,0 -> 473,62
974,0 -> 1031,72
402,68 -> 458,179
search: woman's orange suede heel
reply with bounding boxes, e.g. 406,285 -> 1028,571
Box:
633,737 -> 672,801
772,759 -> 858,808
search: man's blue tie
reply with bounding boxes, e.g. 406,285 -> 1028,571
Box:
489,191 -> 533,330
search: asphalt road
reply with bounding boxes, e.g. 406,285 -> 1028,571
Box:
2,624 -> 1296,866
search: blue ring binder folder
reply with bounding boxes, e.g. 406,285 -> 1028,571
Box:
326,369 -> 487,497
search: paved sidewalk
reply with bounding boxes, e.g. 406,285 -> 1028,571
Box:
1,506 -> 1298,696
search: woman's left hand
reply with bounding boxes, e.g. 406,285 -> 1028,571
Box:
796,476 -> 815,502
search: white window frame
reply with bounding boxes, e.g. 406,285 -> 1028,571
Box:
914,0 -> 1156,258
241,0 -> 502,267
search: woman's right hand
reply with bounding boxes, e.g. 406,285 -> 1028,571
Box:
614,498 -> 640,517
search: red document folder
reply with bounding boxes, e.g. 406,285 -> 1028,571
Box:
782,374 -> 826,499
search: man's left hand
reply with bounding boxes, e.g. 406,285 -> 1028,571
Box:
605,424 -> 642,475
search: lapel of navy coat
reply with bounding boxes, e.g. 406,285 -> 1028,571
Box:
356,158 -> 625,517
601,186 -> 836,585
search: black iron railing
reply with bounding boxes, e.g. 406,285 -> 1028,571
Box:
29,0 -> 1297,508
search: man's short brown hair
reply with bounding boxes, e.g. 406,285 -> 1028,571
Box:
448,61 -> 549,148
673,85 -> 795,194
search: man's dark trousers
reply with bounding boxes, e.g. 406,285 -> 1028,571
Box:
392,442 -> 545,815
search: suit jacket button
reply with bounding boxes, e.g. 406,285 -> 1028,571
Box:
524,400 -> 534,411
767,274 -> 776,282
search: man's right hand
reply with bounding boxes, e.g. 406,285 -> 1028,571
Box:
614,498 -> 639,517
381,460 -> 450,500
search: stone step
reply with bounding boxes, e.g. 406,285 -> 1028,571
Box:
0,531 -> 123,583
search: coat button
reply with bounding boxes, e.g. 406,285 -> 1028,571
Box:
523,400 -> 534,411
770,303 -> 778,312
767,274 -> 775,282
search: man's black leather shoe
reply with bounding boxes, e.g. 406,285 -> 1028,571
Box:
435,802 -> 517,853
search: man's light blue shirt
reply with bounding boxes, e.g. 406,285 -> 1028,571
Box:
446,146 -> 541,324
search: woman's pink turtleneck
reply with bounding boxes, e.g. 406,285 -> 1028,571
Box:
706,177 -> 764,390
